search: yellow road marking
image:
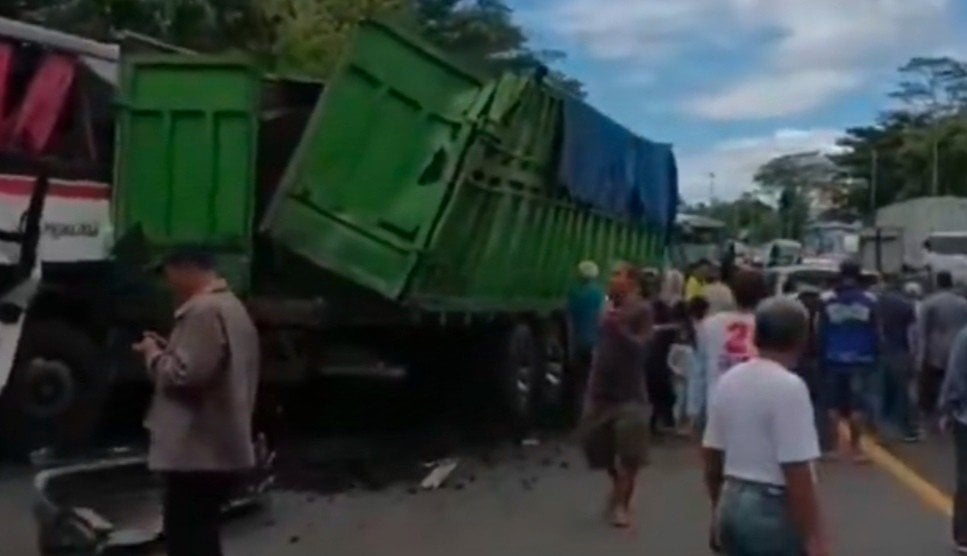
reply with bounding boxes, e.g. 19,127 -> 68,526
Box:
837,423 -> 953,517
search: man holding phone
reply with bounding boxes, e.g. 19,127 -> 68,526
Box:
133,247 -> 260,556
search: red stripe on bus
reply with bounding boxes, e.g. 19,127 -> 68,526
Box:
0,175 -> 110,200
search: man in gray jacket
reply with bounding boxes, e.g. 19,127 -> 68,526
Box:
918,271 -> 967,429
133,248 -> 260,556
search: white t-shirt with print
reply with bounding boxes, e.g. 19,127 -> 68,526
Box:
697,311 -> 757,403
702,358 -> 820,486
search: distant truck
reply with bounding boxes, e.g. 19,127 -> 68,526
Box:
803,221 -> 859,261
0,21 -> 679,453
670,213 -> 726,267
923,231 -> 967,284
858,227 -> 904,275
875,196 -> 967,271
761,239 -> 803,268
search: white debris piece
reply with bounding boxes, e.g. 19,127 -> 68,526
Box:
420,459 -> 458,490
521,437 -> 540,447
71,507 -> 113,533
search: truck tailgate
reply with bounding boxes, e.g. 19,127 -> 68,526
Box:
261,21 -> 488,300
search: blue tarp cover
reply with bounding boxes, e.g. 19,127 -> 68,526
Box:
559,97 -> 678,233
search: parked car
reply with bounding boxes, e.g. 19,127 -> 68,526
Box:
765,263 -> 879,297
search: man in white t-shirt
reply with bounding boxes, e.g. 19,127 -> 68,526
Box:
687,269 -> 765,427
702,296 -> 828,556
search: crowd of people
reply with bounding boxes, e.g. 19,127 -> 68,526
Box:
568,256 -> 967,554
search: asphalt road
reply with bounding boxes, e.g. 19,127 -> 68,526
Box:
0,436 -> 957,555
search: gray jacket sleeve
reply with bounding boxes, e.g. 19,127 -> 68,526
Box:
150,307 -> 227,390
939,327 -> 967,416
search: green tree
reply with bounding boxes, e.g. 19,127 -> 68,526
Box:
689,193 -> 781,244
833,56 -> 967,215
890,56 -> 967,115
258,0 -> 404,76
753,152 -> 841,240
4,0 -> 583,92
412,0 -> 584,95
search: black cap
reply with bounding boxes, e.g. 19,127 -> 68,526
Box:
839,259 -> 861,279
156,245 -> 216,271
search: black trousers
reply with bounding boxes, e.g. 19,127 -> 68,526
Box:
920,364 -> 945,417
163,472 -> 237,556
955,422 -> 967,545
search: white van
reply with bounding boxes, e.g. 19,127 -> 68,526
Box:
924,231 -> 967,284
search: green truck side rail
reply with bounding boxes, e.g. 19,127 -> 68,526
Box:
114,21 -> 672,314
406,74 -> 663,311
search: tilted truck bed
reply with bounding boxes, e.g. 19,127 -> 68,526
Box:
112,21 -> 678,315
260,22 -> 677,314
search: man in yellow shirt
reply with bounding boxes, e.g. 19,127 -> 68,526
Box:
685,260 -> 713,301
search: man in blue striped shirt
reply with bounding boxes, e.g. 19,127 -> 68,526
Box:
818,260 -> 879,463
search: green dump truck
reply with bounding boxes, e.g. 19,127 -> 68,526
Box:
0,21 -> 678,452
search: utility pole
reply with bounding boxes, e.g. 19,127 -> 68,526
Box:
708,172 -> 716,205
869,148 -> 878,223
931,136 -> 940,196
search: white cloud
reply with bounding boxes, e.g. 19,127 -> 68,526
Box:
537,0 -> 958,120
553,0 -> 726,60
686,69 -> 861,120
677,128 -> 844,202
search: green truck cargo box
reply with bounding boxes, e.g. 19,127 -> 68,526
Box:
263,22 -> 668,313
114,55 -> 260,288
111,21 -> 673,314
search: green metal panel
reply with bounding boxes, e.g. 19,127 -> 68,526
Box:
262,21 -> 488,299
114,55 -> 259,289
408,75 -> 664,312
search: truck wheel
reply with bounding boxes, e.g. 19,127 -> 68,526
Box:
492,323 -> 542,433
535,320 -> 568,417
0,320 -> 106,458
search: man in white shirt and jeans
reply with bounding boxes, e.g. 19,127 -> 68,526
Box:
702,297 -> 829,556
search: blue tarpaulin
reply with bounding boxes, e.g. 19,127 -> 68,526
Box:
559,97 -> 678,234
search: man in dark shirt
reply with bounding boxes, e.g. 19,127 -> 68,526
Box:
580,262 -> 652,528
879,277 -> 918,442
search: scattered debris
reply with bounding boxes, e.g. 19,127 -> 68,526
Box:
289,535 -> 301,544
521,437 -> 541,447
420,459 -> 458,490
559,460 -> 570,469
34,449 -> 273,555
540,457 -> 552,467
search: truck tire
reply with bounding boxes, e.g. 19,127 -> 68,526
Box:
0,320 -> 107,459
491,322 -> 542,433
534,319 -> 568,419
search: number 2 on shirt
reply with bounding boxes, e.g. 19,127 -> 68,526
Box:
724,321 -> 755,359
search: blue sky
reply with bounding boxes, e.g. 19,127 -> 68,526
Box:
508,0 -> 967,202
